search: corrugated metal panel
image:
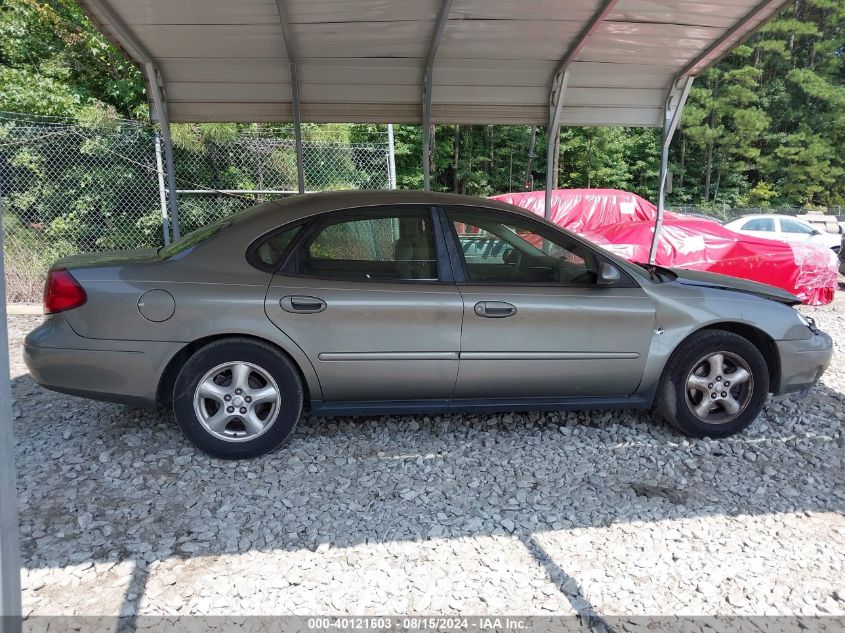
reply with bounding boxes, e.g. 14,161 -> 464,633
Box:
77,0 -> 792,125
163,82 -> 665,108
158,58 -> 671,91
167,101 -> 663,126
608,0 -> 751,28
117,0 -> 281,25
131,25 -> 288,58
295,22 -> 431,58
288,0 -> 441,24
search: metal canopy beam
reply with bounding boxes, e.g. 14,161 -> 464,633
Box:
81,0 -> 154,66
545,0 -> 621,218
145,64 -> 182,240
422,0 -> 453,191
648,76 -> 694,264
552,0 -> 621,78
275,0 -> 305,195
677,0 -> 788,81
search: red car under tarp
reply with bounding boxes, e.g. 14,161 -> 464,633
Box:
490,189 -> 837,305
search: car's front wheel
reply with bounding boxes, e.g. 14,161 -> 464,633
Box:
173,338 -> 303,459
656,329 -> 769,438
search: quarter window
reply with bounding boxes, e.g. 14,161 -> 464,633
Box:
298,210 -> 438,281
253,224 -> 303,268
447,209 -> 598,285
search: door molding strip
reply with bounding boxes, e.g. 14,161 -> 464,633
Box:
318,352 -> 459,361
459,351 -> 640,360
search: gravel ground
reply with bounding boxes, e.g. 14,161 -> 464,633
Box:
6,289 -> 845,619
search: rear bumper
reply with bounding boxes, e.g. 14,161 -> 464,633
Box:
774,331 -> 834,395
24,315 -> 178,407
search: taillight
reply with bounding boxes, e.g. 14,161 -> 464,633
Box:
43,268 -> 87,314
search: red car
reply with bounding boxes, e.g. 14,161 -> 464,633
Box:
491,189 -> 837,306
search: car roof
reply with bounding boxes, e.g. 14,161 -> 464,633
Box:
183,188 -> 647,278
231,189 -> 541,230
735,214 -> 809,223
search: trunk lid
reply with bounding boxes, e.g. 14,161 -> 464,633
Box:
52,248 -> 160,270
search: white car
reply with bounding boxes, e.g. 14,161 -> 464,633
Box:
724,214 -> 841,253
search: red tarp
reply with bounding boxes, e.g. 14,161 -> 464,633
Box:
491,189 -> 837,305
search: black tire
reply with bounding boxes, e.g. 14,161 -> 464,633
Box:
655,329 -> 769,438
173,337 -> 303,459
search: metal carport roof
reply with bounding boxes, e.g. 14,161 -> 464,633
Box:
79,0 -> 786,127
0,0 -> 791,626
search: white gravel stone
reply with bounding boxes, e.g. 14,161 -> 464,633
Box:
6,286 -> 845,617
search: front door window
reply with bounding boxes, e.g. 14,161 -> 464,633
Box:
447,208 -> 598,285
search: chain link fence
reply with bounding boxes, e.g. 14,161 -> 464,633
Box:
0,112 -> 390,302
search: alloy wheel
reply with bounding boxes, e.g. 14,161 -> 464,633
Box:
193,361 -> 281,442
684,351 -> 754,424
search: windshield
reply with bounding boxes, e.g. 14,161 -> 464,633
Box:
159,218 -> 231,259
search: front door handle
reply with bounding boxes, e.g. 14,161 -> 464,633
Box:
280,295 -> 327,314
474,301 -> 517,318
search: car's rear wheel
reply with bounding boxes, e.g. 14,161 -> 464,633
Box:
173,338 -> 303,459
655,329 -> 769,438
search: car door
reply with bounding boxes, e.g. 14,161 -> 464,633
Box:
778,217 -> 816,245
264,206 -> 463,403
442,206 -> 656,400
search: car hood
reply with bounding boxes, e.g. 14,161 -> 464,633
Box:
669,268 -> 802,305
52,248 -> 161,270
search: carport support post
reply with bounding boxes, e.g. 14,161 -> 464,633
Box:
544,70 -> 569,220
422,0 -> 453,191
145,63 -> 182,240
154,133 -> 172,246
290,63 -> 306,195
422,85 -> 432,191
648,76 -> 694,264
542,0 -> 619,218
387,124 -> 397,189
275,0 -> 305,194
0,192 -> 23,633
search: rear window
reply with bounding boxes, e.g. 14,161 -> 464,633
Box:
159,219 -> 230,259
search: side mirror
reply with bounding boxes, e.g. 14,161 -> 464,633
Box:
598,262 -> 621,286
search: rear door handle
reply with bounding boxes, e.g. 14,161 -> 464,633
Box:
474,301 -> 517,318
280,295 -> 327,314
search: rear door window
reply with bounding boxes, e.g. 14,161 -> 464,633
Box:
742,217 -> 775,232
294,209 -> 439,281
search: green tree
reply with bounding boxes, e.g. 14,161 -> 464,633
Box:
0,0 -> 145,116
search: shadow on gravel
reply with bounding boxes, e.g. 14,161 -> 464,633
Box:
10,371 -> 845,619
521,534 -> 613,629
